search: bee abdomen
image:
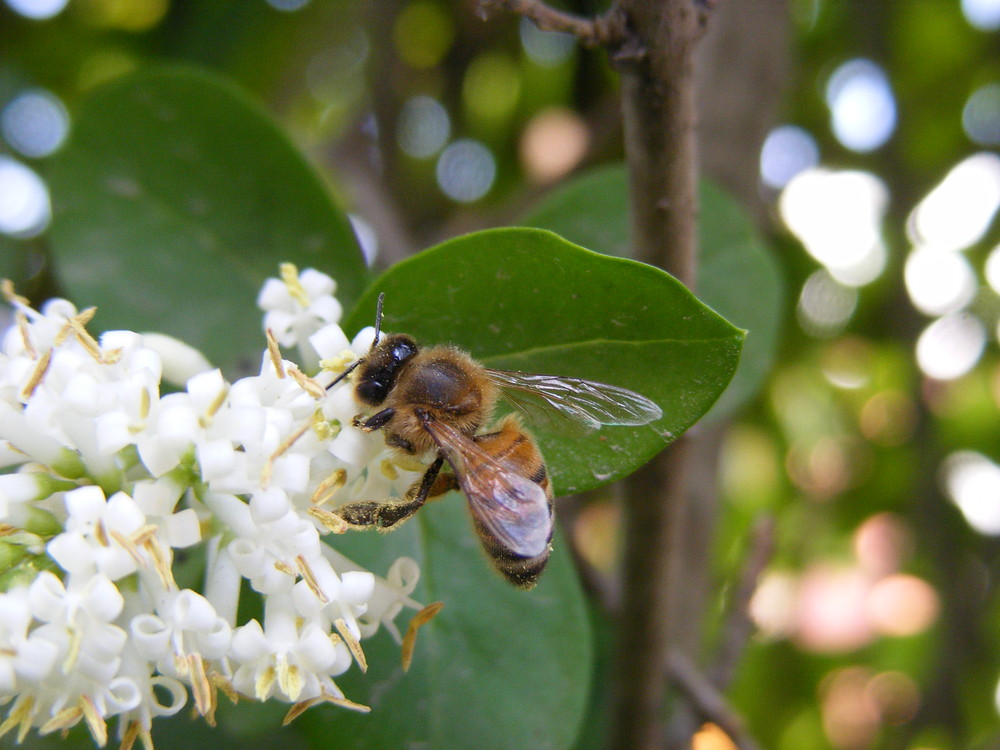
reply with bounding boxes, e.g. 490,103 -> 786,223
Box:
473,519 -> 551,589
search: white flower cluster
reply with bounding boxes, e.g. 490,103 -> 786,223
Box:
0,267 -> 430,749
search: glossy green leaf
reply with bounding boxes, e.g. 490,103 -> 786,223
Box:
520,164 -> 784,422
45,66 -> 367,375
300,499 -> 590,750
341,227 -> 745,495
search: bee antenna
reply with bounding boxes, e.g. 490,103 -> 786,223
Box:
325,358 -> 361,391
373,292 -> 386,345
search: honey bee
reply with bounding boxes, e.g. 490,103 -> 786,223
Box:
328,294 -> 662,589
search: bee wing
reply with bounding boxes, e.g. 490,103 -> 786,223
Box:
420,417 -> 552,558
486,369 -> 663,431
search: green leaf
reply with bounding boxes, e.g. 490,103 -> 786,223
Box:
341,227 -> 744,495
45,66 -> 367,375
300,499 -> 591,750
520,164 -> 784,422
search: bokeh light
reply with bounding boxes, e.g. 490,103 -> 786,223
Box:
397,95 -> 451,159
394,1 -> 454,69
463,52 -> 521,125
266,0 -> 311,10
858,391 -> 917,447
0,155 -> 51,238
1,89 -> 70,159
305,31 -> 369,104
520,107 -> 589,184
759,124 -> 820,190
519,17 -> 575,67
904,247 -> 977,316
867,574 -> 939,637
942,450 -> 1000,535
916,313 -> 986,380
854,513 -> 912,578
797,269 -> 858,337
4,0 -> 68,19
825,59 -> 896,152
821,667 -> 882,749
795,566 -> 873,652
780,168 -> 888,286
963,83 -> 1000,146
436,139 -> 496,202
963,0 -> 1000,29
77,0 -> 169,31
692,723 -> 738,750
908,152 -> 1000,252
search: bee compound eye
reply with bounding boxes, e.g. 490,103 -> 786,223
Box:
357,378 -> 388,404
391,339 -> 417,364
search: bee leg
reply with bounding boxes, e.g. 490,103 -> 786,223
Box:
336,456 -> 445,531
353,407 -> 395,432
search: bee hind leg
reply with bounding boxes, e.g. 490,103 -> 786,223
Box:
336,456 -> 448,531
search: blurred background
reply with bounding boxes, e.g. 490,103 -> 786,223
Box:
4,1 -> 1000,748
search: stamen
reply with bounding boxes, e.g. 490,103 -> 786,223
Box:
39,706 -> 82,737
15,312 -> 36,359
380,459 -> 399,481
79,695 -> 109,747
273,559 -> 297,577
295,554 -> 329,603
310,469 -> 346,506
260,420 -> 311,488
287,365 -> 326,399
277,656 -> 304,702
319,349 -> 358,375
334,618 -> 368,673
0,695 -> 34,744
0,279 -> 28,306
307,507 -> 348,534
20,348 -> 51,400
118,720 -> 140,750
68,309 -> 104,362
188,653 -> 213,717
280,262 -> 311,308
210,669 -> 240,705
321,693 -> 371,713
265,329 -> 285,379
401,601 -> 445,672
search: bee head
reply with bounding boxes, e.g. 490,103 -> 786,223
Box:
355,333 -> 418,405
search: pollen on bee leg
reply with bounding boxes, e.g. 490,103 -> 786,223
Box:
310,468 -> 347,506
334,618 -> 368,673
265,328 -> 286,379
401,601 -> 444,673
